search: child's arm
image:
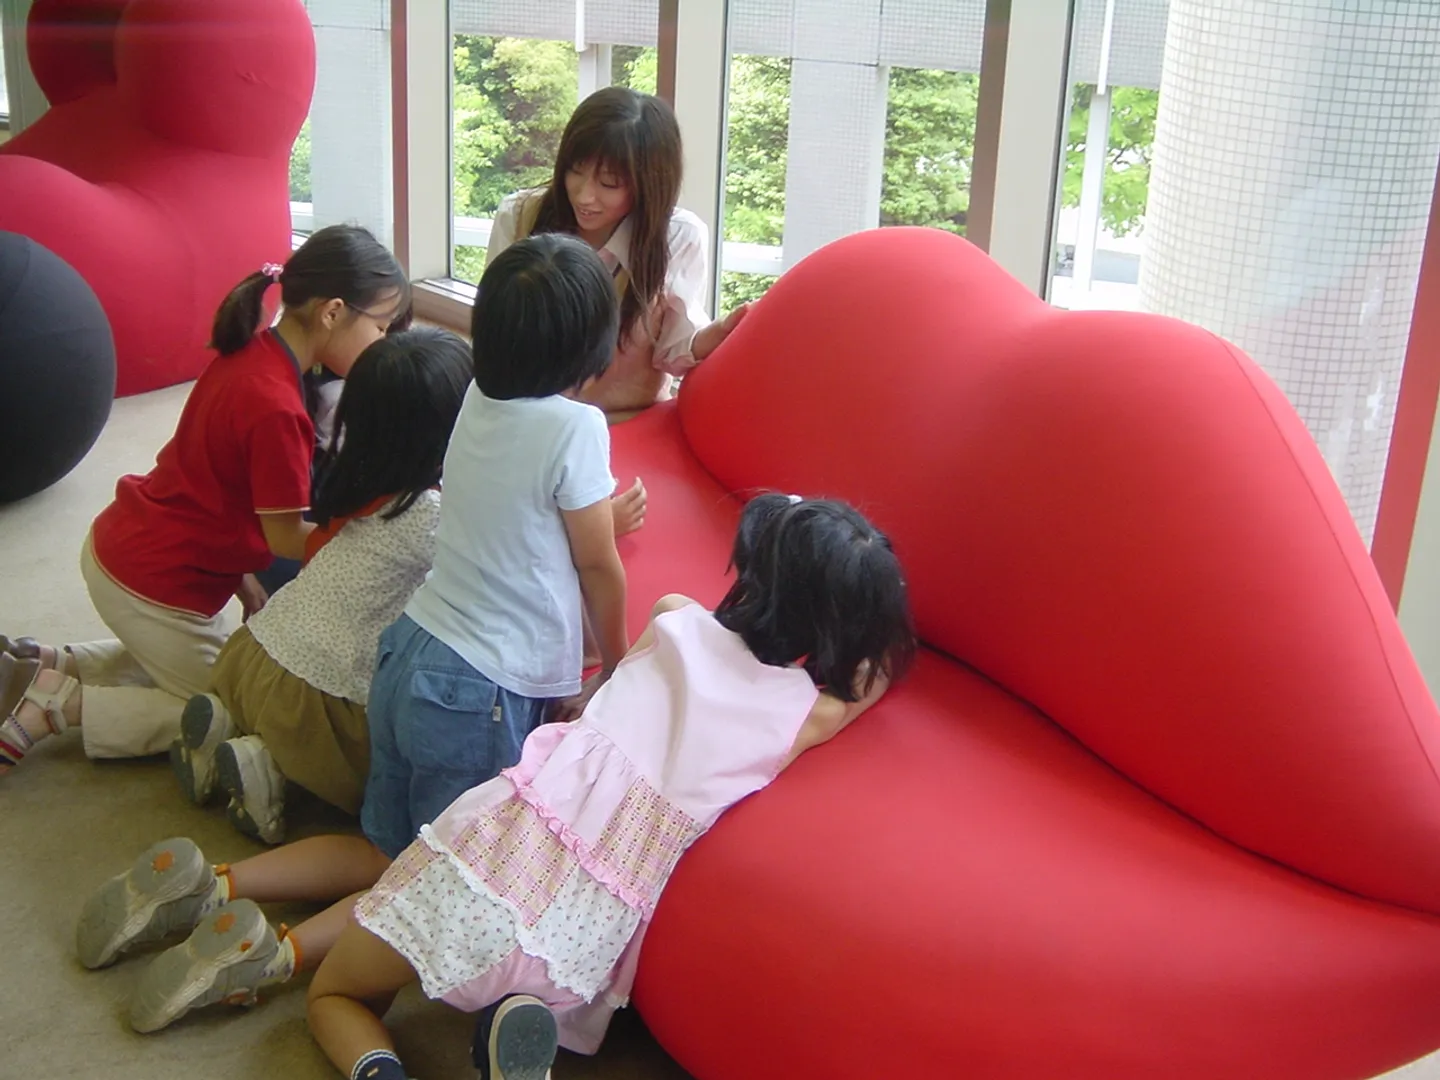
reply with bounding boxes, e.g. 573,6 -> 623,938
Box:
781,663 -> 894,770
258,510 -> 317,562
556,499 -> 628,721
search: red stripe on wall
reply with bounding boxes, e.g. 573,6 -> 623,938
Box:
1373,158 -> 1440,608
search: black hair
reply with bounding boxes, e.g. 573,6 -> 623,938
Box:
470,233 -> 618,400
210,224 -> 410,356
311,327 -> 472,526
715,495 -> 917,701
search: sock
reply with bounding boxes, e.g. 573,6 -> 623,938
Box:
259,931 -> 298,985
350,1049 -> 407,1080
197,865 -> 235,916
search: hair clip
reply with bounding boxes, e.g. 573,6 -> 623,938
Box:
261,262 -> 284,282
786,494 -> 802,504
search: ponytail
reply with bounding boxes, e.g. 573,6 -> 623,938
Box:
208,225 -> 410,358
209,271 -> 278,356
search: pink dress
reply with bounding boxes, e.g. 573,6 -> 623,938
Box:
355,604 -> 819,1052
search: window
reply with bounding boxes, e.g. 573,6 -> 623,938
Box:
719,0 -> 986,308
289,1 -> 393,246
449,1 -> 660,283
0,24 -> 9,123
1047,0 -> 1440,541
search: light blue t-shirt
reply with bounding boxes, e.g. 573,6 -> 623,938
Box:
405,385 -> 614,698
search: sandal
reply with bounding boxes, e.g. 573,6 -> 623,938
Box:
0,635 -> 42,663
0,652 -> 80,772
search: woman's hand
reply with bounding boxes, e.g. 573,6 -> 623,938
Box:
691,303 -> 750,363
237,574 -> 269,622
611,478 -> 647,537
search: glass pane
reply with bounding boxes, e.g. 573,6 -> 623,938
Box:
1047,0 -> 1440,541
0,29 -> 9,121
290,1 -> 393,245
721,0 -> 987,306
450,1 -> 661,283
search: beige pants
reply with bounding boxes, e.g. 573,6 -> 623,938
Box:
70,535 -> 233,759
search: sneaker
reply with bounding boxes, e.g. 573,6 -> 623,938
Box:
76,838 -> 219,970
215,735 -> 286,845
170,694 -> 235,804
129,899 -> 285,1033
471,995 -> 558,1080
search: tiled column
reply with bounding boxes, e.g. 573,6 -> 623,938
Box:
307,0 -> 394,247
781,0 -> 888,270
1139,0 -> 1440,541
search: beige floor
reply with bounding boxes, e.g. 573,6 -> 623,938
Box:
0,384 -> 690,1079
3,384 -> 1439,1080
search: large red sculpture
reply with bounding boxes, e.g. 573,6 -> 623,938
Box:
610,227 -> 1440,1079
0,0 -> 314,396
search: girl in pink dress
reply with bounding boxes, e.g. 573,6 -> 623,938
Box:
308,493 -> 916,1080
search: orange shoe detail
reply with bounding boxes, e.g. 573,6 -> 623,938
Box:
222,991 -> 253,1006
151,850 -> 175,873
213,912 -> 236,934
279,925 -> 303,973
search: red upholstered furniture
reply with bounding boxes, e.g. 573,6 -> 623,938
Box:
611,228 -> 1440,1079
0,0 -> 314,396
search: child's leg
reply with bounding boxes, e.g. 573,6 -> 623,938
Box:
118,838 -> 394,1033
68,536 -> 231,758
77,834 -> 392,970
306,920 -> 419,1078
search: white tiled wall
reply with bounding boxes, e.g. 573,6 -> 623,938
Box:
1139,0 -> 1440,542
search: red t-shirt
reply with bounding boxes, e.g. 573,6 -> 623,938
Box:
91,331 -> 315,617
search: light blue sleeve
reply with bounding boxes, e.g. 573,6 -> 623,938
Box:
553,404 -> 616,512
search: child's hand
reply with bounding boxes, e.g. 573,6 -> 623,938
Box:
552,671 -> 608,724
611,478 -> 647,537
237,574 -> 269,622
692,304 -> 750,363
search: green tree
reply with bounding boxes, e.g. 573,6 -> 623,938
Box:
720,56 -> 791,308
881,68 -> 978,234
289,118 -> 312,203
1061,84 -> 1158,237
613,45 -> 657,94
452,35 -> 579,280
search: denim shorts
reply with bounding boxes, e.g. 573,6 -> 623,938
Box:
361,614 -> 548,858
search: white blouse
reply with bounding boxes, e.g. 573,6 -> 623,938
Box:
485,189 -> 712,377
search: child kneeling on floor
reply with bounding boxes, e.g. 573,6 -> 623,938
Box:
73,233 -> 632,1043
75,495 -> 915,1080
170,327 -> 473,844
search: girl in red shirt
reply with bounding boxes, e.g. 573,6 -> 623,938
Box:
0,225 -> 409,776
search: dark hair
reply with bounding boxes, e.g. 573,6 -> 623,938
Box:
715,495 -> 917,701
471,233 -> 618,400
529,87 -> 682,347
210,224 -> 410,356
311,327 -> 471,526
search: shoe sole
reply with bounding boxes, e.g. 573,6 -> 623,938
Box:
173,695 -> 227,804
76,838 -> 208,970
129,898 -> 276,1034
488,996 -> 558,1080
216,740 -> 284,845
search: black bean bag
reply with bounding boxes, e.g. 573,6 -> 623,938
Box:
0,231 -> 115,503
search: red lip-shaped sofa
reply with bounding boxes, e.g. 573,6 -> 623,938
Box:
0,0 -> 313,396
609,227 -> 1440,1079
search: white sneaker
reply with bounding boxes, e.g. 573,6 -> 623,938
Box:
76,838 -> 220,970
215,735 -> 286,845
169,694 -> 235,804
128,899 -> 288,1033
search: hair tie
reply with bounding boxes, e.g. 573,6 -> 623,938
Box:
260,262 -> 284,283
